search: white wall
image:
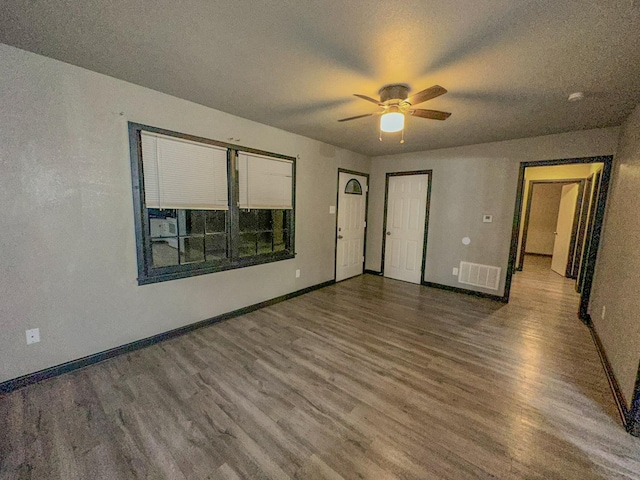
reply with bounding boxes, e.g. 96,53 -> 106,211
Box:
366,128 -> 619,296
590,104 -> 640,407
0,44 -> 369,383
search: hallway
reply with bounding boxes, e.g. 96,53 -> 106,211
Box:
1,263 -> 640,479
514,253 -> 582,312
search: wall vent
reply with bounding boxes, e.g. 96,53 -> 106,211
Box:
458,261 -> 501,291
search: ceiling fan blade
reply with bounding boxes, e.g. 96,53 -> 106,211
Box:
405,85 -> 447,106
337,113 -> 374,122
354,94 -> 383,105
410,109 -> 451,120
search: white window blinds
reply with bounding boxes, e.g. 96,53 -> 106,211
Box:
238,153 -> 293,209
141,132 -> 229,210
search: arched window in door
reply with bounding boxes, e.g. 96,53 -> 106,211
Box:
345,178 -> 363,195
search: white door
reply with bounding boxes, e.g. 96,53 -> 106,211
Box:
551,183 -> 579,276
335,172 -> 367,282
383,174 -> 429,284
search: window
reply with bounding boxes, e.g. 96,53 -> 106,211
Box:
239,209 -> 290,257
129,123 -> 295,284
345,178 -> 362,195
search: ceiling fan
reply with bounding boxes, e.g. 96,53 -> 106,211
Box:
338,84 -> 451,143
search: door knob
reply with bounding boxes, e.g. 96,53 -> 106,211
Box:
338,235 -> 344,239
386,231 -> 391,235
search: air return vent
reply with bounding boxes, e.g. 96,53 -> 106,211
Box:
458,261 -> 501,290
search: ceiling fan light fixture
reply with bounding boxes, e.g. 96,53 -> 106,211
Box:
380,108 -> 405,133
339,84 -> 450,143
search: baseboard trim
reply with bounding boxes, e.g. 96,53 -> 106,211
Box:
579,310 -> 592,326
629,366 -> 640,437
422,281 -> 507,303
585,316 -> 633,433
364,269 -> 382,275
0,279 -> 335,395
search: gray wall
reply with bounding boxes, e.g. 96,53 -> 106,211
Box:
365,129 -> 620,296
526,183 -> 563,255
0,45 -> 369,383
590,104 -> 640,407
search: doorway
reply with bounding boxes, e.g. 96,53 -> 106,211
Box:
551,183 -> 582,276
381,171 -> 432,284
506,156 -> 612,320
335,169 -> 368,282
519,180 -> 585,278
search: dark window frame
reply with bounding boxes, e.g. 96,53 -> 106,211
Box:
129,122 -> 296,285
344,178 -> 363,195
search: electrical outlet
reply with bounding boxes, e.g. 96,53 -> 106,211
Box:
26,328 -> 40,345
295,269 -> 301,278
453,267 -> 459,276
601,305 -> 606,319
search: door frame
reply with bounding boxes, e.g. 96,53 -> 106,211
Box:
380,170 -> 433,281
505,155 -> 613,319
572,174 -> 594,279
518,178 -> 585,275
334,168 -> 370,281
577,169 -> 602,293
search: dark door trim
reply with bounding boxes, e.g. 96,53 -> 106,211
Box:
334,168 -> 370,281
518,178 -> 585,272
566,180 -> 587,278
381,170 -> 433,283
505,155 -> 613,316
577,169 -> 603,293
572,174 -> 594,279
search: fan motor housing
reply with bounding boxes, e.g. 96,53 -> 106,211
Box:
379,84 -> 409,103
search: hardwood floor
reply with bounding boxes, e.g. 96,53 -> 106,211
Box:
2,255 -> 640,479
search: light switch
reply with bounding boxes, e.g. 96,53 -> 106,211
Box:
329,206 -> 336,214
483,215 -> 493,223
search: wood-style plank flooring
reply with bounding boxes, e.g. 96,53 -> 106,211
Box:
2,255 -> 640,479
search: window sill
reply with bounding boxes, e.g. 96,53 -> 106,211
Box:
137,251 -> 296,285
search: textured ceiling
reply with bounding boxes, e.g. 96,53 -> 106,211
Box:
1,0 -> 639,156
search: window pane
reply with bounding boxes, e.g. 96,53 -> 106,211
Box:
148,209 -> 178,237
180,236 -> 205,264
272,210 -> 284,229
239,232 -> 257,257
273,210 -> 287,251
274,229 -> 287,252
257,232 -> 273,254
179,210 -> 205,235
151,238 -> 179,267
239,210 -> 256,232
205,234 -> 227,260
255,210 -> 272,231
345,178 -> 362,195
205,210 -> 226,233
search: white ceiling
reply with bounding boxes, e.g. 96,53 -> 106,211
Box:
1,0 -> 639,156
